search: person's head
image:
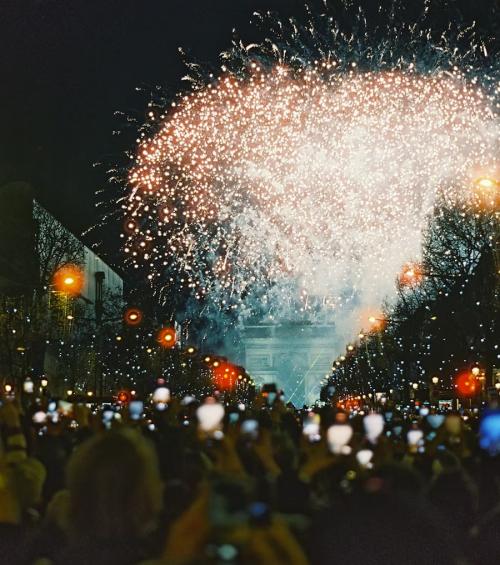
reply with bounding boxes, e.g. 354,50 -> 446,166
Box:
66,427 -> 163,541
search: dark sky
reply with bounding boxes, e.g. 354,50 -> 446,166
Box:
0,1 -> 308,237
0,0 -> 497,254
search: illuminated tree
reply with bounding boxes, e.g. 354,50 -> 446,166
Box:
327,200 -> 498,399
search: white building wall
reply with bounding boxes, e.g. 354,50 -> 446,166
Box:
33,200 -> 123,302
82,246 -> 123,302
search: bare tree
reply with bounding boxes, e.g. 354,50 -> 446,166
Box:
33,201 -> 85,287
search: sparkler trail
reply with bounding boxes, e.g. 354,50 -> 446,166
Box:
110,3 -> 499,357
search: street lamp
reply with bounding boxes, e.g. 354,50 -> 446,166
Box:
367,315 -> 387,332
40,377 -> 49,388
53,265 -> 84,295
472,176 -> 499,209
124,308 -> 143,326
399,262 -> 423,287
412,382 -> 419,390
157,327 -> 176,349
431,376 -> 439,385
476,177 -> 496,189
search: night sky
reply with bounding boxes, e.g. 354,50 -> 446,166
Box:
0,0 -> 497,257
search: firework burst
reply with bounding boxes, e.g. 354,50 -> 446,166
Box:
114,3 -> 498,344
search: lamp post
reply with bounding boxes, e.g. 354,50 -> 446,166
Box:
430,376 -> 439,404
40,376 -> 48,396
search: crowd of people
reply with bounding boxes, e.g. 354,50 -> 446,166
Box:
1,385 -> 500,565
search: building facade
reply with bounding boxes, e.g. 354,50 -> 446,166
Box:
242,323 -> 337,406
0,181 -> 123,389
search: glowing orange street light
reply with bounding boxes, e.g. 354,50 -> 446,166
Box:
53,265 -> 84,295
124,308 -> 143,326
476,177 -> 496,189
367,315 -> 387,332
472,176 -> 499,209
157,327 -> 176,349
455,371 -> 479,398
117,390 -> 131,404
212,360 -> 238,390
398,262 -> 423,287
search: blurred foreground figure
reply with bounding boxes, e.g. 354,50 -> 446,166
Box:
0,401 -> 46,564
310,491 -> 458,565
50,428 -> 163,565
